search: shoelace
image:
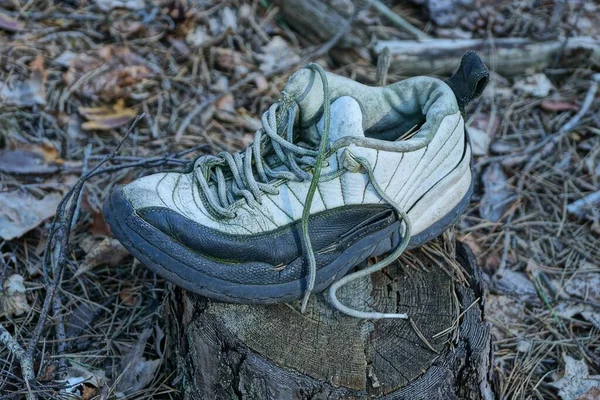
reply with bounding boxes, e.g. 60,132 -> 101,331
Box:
194,63 -> 411,319
328,152 -> 412,319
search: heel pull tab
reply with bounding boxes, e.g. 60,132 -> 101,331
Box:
447,51 -> 489,112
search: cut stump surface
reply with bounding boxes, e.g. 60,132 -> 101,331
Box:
165,240 -> 494,399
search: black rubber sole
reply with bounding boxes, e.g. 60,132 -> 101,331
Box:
104,172 -> 472,304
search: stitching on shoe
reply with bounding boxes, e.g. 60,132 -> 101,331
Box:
396,115 -> 462,207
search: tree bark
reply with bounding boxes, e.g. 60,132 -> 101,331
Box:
165,240 -> 494,399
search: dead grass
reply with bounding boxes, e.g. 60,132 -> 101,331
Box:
0,0 -> 599,399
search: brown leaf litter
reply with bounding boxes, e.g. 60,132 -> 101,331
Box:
550,355 -> 600,400
64,46 -> 158,102
116,328 -> 161,396
78,99 -> 138,130
0,140 -> 79,175
479,162 -> 513,223
75,237 -> 129,277
0,55 -> 46,106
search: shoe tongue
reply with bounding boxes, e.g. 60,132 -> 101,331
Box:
308,96 -> 365,145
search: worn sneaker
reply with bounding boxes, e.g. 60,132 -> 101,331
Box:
104,53 -> 488,318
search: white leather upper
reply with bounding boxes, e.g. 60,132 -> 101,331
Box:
124,94 -> 470,237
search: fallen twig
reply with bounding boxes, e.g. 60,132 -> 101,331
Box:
566,190 -> 600,218
497,73 -> 600,170
374,37 -> 600,76
23,115 -> 201,387
370,0 -> 430,40
376,46 -> 391,87
26,116 -> 145,373
520,73 -> 600,174
0,324 -> 35,399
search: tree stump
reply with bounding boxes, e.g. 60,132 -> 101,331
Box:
165,239 -> 494,399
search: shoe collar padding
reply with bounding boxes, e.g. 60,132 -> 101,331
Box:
284,69 -> 460,153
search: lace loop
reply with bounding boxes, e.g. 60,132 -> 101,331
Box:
193,81 -> 317,218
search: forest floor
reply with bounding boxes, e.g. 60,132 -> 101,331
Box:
0,1 -> 599,399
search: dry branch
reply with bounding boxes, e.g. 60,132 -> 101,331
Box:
373,37 -> 600,76
567,191 -> 600,219
370,0 -> 430,40
0,324 -> 34,399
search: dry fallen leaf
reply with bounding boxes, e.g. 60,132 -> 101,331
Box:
486,294 -> 525,340
78,99 -> 137,130
564,273 -> 600,302
493,268 -> 537,298
215,93 -> 235,112
38,362 -> 58,382
0,140 -> 64,175
0,11 -> 25,32
555,302 -> 600,331
540,100 -> 580,112
257,36 -> 300,75
513,73 -> 554,98
1,274 -> 31,316
75,237 -> 129,277
116,328 -> 161,395
467,113 -> 499,156
577,388 -> 600,400
119,286 -> 138,306
467,127 -> 490,157
63,364 -> 106,398
65,46 -> 157,101
480,163 -> 512,222
551,355 -> 600,400
222,7 -> 237,31
66,301 -> 99,339
0,190 -> 62,240
0,55 -> 47,106
81,384 -> 98,400
0,149 -> 60,175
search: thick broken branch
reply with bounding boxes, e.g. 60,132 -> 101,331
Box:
373,37 -> 600,76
